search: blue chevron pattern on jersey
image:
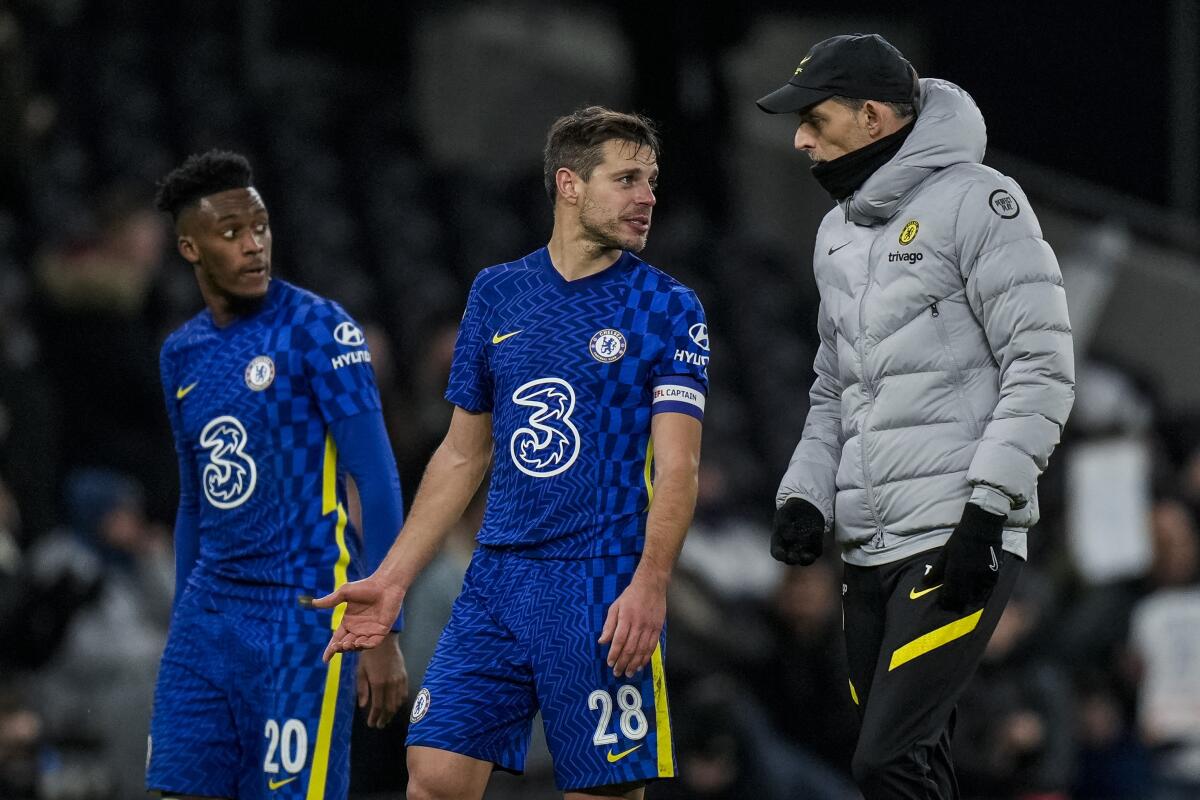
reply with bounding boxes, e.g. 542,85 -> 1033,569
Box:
408,548 -> 675,791
446,247 -> 709,558
160,279 -> 380,611
147,604 -> 357,800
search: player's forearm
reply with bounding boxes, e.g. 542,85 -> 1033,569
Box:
636,465 -> 698,588
375,436 -> 490,592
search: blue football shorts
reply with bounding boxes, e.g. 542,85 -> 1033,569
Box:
146,597 -> 357,799
406,546 -> 676,791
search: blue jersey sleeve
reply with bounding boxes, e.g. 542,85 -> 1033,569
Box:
300,305 -> 383,424
650,289 -> 710,421
445,280 -> 493,412
161,344 -> 201,607
330,411 -> 405,631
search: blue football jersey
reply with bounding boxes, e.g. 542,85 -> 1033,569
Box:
445,247 -> 710,558
160,279 -> 381,612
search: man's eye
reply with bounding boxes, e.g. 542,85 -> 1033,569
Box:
222,230 -> 236,240
254,223 -> 267,234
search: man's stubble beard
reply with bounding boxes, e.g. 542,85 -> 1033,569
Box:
579,194 -> 648,254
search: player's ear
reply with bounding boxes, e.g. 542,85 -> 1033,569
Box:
555,167 -> 580,206
177,234 -> 200,265
861,100 -> 884,136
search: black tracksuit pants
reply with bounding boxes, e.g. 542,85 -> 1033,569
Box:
842,548 -> 1022,800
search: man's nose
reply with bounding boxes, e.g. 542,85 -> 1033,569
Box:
794,125 -> 815,152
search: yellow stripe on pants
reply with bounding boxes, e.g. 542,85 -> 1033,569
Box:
888,609 -> 983,671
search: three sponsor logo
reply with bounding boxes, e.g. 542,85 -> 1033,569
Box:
199,415 -> 257,509
510,378 -> 581,478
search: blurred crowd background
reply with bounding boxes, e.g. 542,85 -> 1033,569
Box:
1,1 -> 1199,798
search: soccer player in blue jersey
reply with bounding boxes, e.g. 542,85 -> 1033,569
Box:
145,150 -> 408,800
311,107 -> 709,799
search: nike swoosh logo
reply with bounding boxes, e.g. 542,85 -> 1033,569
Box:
827,241 -> 852,255
606,744 -> 643,763
268,776 -> 298,790
491,330 -> 522,344
909,584 -> 942,600
988,546 -> 1000,572
175,382 -> 198,399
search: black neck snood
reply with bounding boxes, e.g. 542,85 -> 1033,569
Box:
810,120 -> 915,201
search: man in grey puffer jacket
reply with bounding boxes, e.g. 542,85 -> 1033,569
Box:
757,34 -> 1075,799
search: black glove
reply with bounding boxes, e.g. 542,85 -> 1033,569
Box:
925,503 -> 1006,612
771,497 -> 826,566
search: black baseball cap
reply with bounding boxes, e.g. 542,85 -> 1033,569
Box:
756,33 -> 917,114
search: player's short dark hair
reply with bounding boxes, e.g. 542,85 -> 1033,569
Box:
155,149 -> 254,221
543,107 -> 660,202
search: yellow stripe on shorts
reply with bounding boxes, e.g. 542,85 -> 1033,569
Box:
308,433 -> 352,800
650,643 -> 673,777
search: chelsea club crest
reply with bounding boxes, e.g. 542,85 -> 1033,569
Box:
589,329 -> 627,363
244,355 -> 275,391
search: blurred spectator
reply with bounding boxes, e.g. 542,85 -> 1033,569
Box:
30,468 -> 172,800
0,688 -> 42,800
33,183 -> 176,522
1129,498 -> 1200,800
385,318 -> 459,506
753,554 -> 859,778
679,452 -> 785,601
0,476 -> 101,674
0,7 -> 56,212
1072,674 -> 1153,800
955,568 -> 1075,799
0,258 -> 60,540
655,674 -> 858,800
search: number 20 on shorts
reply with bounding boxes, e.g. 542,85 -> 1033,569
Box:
264,718 -> 309,776
588,685 -> 648,745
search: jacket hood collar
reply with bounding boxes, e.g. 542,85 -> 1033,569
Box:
842,78 -> 987,224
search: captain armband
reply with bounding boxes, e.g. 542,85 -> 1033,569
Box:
651,375 -> 706,421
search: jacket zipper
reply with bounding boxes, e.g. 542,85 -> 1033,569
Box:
857,243 -> 885,547
930,301 -> 975,433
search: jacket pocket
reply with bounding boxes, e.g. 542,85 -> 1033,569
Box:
929,299 -> 978,437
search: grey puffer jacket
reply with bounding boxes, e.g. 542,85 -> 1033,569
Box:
777,79 -> 1075,567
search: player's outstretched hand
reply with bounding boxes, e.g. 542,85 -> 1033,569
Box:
599,572 -> 667,678
309,576 -> 404,663
356,634 -> 409,728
